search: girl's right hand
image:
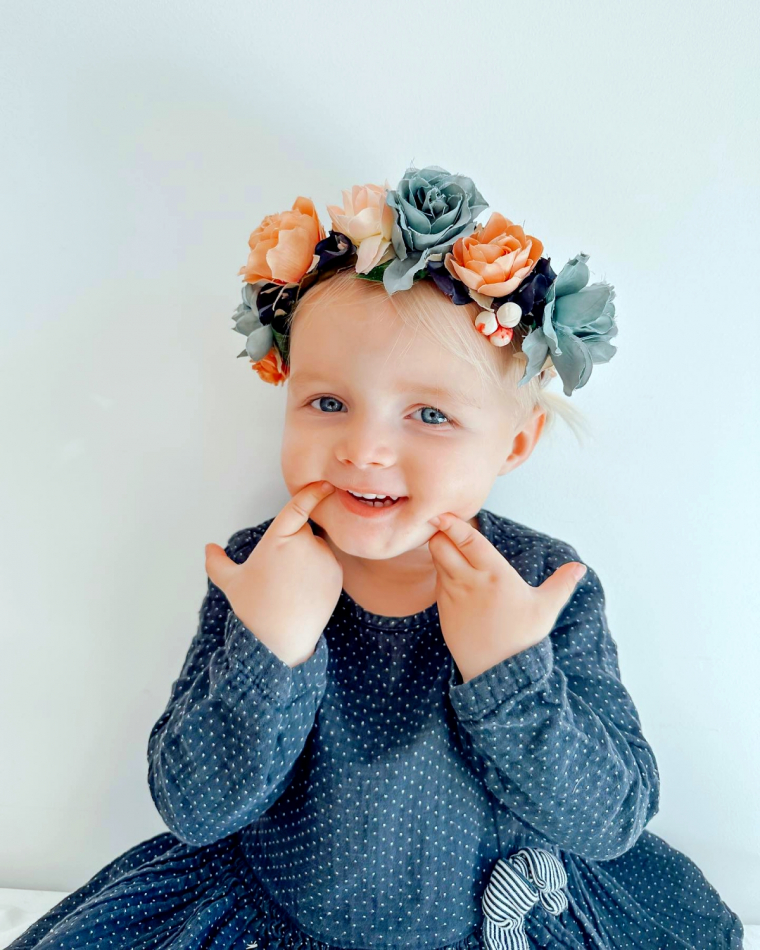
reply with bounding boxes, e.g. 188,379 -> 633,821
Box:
205,481 -> 343,667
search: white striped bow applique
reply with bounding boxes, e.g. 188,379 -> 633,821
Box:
481,847 -> 569,950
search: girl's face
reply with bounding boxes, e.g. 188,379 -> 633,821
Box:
281,287 -> 544,561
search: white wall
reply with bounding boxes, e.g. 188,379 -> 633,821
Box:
1,0 -> 758,924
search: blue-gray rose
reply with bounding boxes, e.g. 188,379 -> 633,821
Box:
231,280 -> 274,361
518,253 -> 618,397
383,164 -> 488,295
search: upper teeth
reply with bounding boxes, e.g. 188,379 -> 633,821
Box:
348,490 -> 400,501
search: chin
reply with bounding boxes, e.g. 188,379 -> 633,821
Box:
326,509 -> 431,556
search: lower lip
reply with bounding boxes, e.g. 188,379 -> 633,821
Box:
336,488 -> 409,518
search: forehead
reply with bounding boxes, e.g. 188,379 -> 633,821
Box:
287,278 -> 504,410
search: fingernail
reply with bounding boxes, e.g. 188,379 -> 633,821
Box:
572,564 -> 587,581
429,515 -> 442,526
321,481 -> 333,491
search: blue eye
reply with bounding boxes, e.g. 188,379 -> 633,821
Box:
310,396 -> 343,414
412,406 -> 453,426
307,396 -> 454,427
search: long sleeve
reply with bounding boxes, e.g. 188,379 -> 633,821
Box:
147,526 -> 330,847
447,542 -> 660,862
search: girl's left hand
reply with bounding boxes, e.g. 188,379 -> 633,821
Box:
427,512 -> 588,684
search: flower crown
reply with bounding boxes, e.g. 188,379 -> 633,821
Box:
230,164 -> 618,397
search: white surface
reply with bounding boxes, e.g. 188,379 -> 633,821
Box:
1,0 -> 758,925
0,889 -> 69,948
0,888 -> 757,950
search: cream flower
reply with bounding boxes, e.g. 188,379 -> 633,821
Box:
327,181 -> 396,274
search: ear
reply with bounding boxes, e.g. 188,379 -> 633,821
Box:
497,406 -> 547,476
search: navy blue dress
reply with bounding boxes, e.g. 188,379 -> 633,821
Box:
8,509 -> 744,950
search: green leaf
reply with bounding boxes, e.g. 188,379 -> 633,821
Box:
271,328 -> 290,365
354,258 -> 432,286
354,260 -> 392,282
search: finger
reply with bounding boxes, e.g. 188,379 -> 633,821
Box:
538,560 -> 588,620
204,542 -> 237,591
427,512 -> 508,573
427,529 -> 470,583
273,480 -> 336,538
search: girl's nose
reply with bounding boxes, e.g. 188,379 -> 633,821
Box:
334,418 -> 399,469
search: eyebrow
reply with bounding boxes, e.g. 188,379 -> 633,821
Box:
289,372 -> 482,409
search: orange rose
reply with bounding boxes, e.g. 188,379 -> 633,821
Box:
251,346 -> 288,385
444,211 -> 544,299
238,197 -> 325,285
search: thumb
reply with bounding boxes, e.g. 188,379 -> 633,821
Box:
204,542 -> 238,593
538,561 -> 587,616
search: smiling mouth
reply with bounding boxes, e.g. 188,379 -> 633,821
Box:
340,486 -> 407,497
345,491 -> 406,508
336,488 -> 410,511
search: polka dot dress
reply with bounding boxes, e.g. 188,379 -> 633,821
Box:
8,509 -> 744,950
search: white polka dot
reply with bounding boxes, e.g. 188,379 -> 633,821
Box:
8,510 -> 744,949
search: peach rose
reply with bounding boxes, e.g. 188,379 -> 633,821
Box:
251,346 -> 288,385
444,211 -> 544,300
238,197 -> 325,285
326,182 -> 395,273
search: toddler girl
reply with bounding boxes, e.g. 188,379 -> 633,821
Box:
9,165 -> 744,950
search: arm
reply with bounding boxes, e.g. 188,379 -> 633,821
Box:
147,526 -> 330,847
447,544 -> 660,862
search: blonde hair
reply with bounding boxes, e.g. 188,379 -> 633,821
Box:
286,267 -> 590,445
